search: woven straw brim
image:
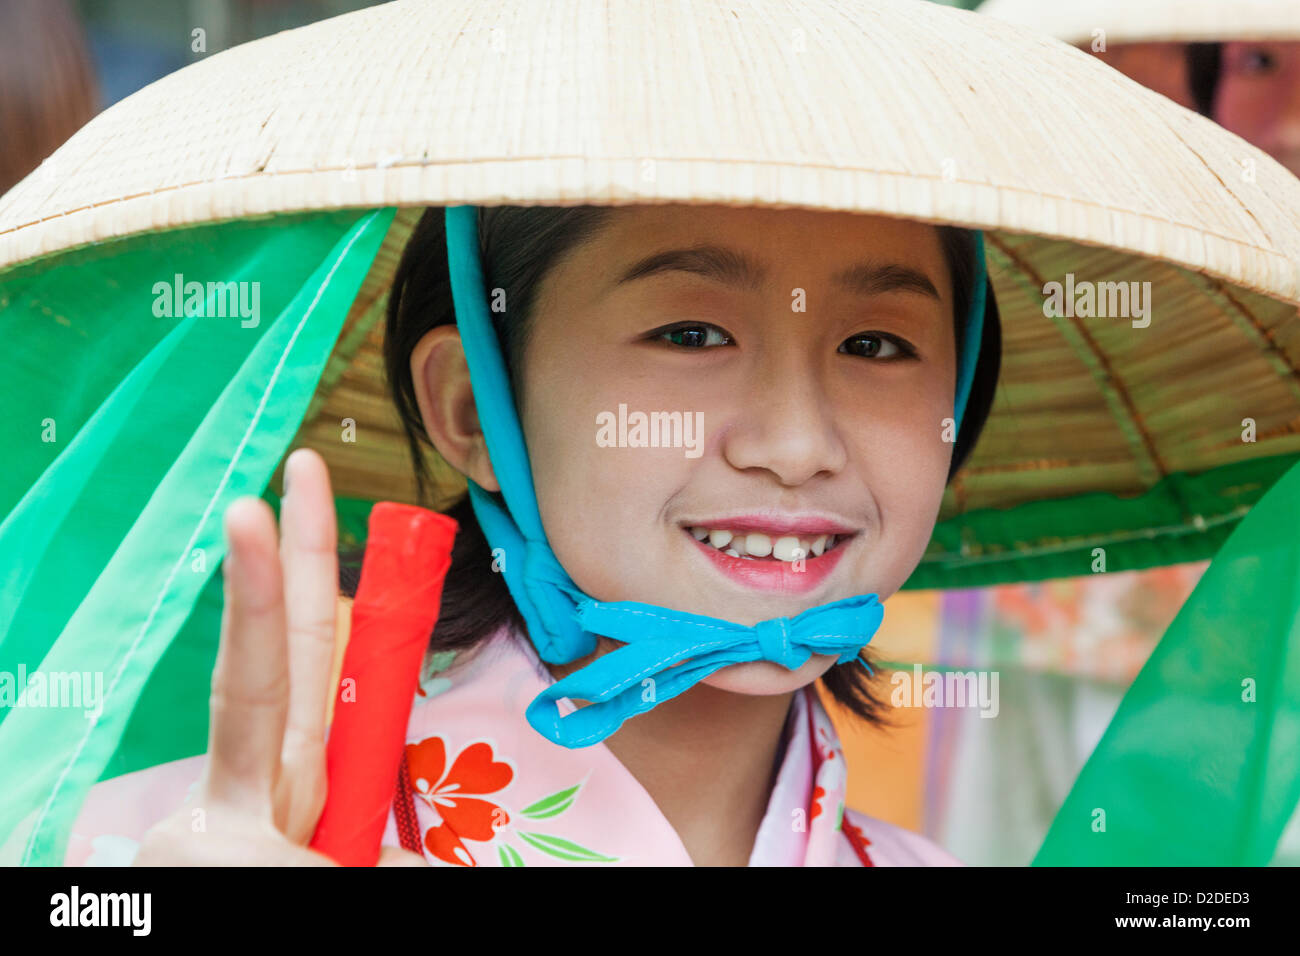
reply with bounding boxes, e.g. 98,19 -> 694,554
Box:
980,0 -> 1300,46
2,0 -> 1299,525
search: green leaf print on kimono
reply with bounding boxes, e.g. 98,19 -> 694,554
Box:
415,650 -> 458,701
502,781 -> 619,866
406,738 -> 617,867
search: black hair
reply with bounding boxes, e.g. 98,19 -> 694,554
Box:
345,205 -> 1002,729
1187,42 -> 1224,117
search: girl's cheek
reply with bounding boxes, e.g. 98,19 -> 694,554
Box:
528,390 -> 691,600
872,392 -> 955,529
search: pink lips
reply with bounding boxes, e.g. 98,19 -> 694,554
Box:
683,527 -> 851,594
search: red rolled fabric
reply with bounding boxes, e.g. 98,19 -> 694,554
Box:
309,502 -> 458,866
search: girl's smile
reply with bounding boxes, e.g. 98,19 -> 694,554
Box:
680,515 -> 857,595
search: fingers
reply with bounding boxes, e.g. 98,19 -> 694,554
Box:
205,496 -> 290,819
275,448 -> 339,839
279,449 -> 338,750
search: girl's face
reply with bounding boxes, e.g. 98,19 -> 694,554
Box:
1215,41 -> 1300,176
514,204 -> 958,695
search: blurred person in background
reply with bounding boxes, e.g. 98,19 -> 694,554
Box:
1192,39 -> 1300,175
980,0 -> 1300,176
0,0 -> 100,194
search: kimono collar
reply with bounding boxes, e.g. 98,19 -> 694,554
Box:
393,625 -> 858,866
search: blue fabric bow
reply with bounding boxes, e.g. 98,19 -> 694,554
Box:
526,593 -> 883,747
444,205 -> 985,749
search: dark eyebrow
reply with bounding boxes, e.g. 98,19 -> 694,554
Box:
615,245 -> 765,293
830,262 -> 941,301
614,244 -> 941,300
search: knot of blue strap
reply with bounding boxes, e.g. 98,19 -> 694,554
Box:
755,617 -> 798,669
518,592 -> 883,747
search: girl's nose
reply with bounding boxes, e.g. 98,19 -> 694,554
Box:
720,360 -> 849,486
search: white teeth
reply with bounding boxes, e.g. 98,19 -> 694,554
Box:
771,536 -> 801,561
690,525 -> 848,562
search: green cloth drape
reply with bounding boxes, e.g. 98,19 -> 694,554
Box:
1034,455 -> 1300,865
0,207 -> 394,865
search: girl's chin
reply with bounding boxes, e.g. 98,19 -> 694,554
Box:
698,653 -> 840,696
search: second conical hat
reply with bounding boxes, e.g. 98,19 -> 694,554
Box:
980,0 -> 1300,45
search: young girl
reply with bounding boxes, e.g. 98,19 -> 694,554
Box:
6,0 -> 1297,871
66,202 -> 998,867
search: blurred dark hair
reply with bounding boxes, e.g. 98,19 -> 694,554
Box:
1187,42 -> 1224,117
344,205 -> 1002,729
0,0 -> 99,194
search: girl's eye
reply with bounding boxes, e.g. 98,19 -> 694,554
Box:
838,332 -> 914,360
1241,47 -> 1277,74
653,322 -> 733,348
649,323 -> 915,358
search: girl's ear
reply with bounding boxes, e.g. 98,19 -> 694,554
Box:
409,325 -> 501,493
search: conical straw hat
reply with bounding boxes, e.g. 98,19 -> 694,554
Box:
979,0 -> 1300,45
2,0 -> 1299,589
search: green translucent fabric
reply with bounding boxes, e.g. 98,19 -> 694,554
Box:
1034,455 -> 1300,865
0,207 -> 394,865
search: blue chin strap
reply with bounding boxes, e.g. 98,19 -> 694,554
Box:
445,205 -> 986,748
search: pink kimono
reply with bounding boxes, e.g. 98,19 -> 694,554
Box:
66,623 -> 962,867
